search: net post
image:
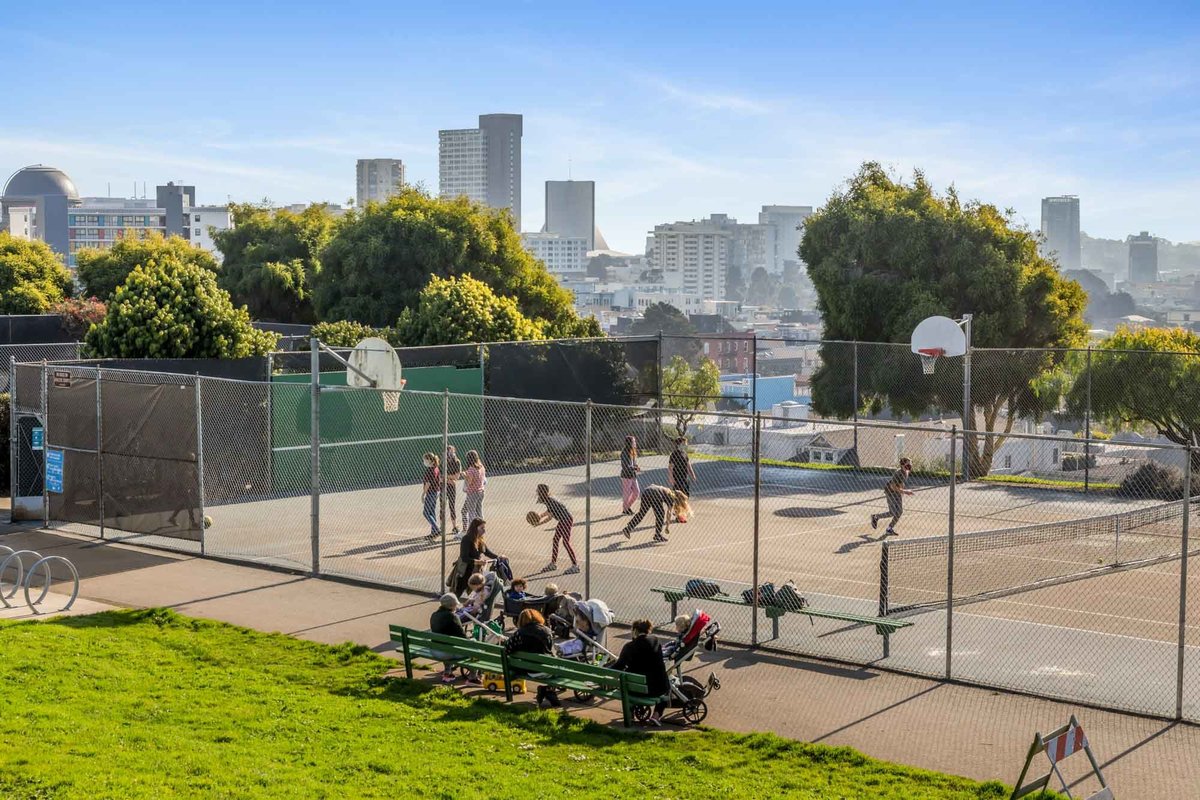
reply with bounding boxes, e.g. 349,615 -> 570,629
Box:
584,399 -> 592,599
1114,516 -> 1120,565
1176,445 -> 1192,720
309,337 -> 320,577
751,410 -> 762,647
441,389 -> 449,590
195,377 -> 206,557
961,314 -> 972,483
946,425 -> 957,680
96,369 -> 104,540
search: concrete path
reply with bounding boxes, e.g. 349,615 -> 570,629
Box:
2,524 -> 1197,797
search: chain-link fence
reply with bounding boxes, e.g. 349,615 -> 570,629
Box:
10,344 -> 1200,722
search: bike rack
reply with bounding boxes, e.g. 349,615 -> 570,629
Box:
0,548 -> 80,613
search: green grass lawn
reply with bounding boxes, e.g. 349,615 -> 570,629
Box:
0,610 -> 1028,799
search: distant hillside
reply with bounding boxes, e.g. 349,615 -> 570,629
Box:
1082,233 -> 1200,278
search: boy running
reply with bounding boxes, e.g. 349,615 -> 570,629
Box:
871,457 -> 914,537
535,484 -> 580,575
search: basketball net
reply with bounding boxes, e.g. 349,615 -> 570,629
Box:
917,347 -> 944,375
382,391 -> 400,413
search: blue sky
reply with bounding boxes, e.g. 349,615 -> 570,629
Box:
3,0 -> 1198,252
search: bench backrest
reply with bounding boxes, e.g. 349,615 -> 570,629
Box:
507,652 -> 623,689
390,625 -> 505,663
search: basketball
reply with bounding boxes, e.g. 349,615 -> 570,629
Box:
203,515 -> 213,529
525,511 -> 541,526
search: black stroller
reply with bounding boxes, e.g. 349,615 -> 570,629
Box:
632,609 -> 721,726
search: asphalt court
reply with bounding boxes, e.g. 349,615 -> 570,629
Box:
55,452 -> 1200,718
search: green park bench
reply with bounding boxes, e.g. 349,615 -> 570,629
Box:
390,625 -> 514,699
650,586 -> 913,657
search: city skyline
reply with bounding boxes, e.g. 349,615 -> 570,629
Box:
3,1 -> 1198,253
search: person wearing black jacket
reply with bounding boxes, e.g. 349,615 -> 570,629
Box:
622,485 -> 688,543
612,619 -> 671,725
505,609 -> 560,707
450,518 -> 503,596
429,592 -> 477,685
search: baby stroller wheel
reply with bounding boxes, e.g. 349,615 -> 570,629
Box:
680,699 -> 707,726
632,704 -> 653,723
572,690 -> 596,703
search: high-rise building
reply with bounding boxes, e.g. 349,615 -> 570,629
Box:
1040,196 -> 1081,271
68,197 -> 168,268
356,159 -> 405,207
1128,231 -> 1158,283
649,218 -> 732,301
544,180 -> 595,250
439,113 -> 522,228
759,205 -> 813,272
521,232 -> 588,275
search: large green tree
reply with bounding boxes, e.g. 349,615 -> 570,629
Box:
76,234 -> 217,301
85,255 -> 276,358
395,274 -> 543,346
0,232 -> 72,313
1067,326 -> 1200,467
214,203 -> 338,324
629,301 -> 701,364
314,190 -> 599,338
662,356 -> 722,436
802,163 -> 1087,475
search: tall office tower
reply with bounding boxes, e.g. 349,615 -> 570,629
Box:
1128,231 -> 1159,283
1040,195 -> 1081,271
759,205 -> 813,272
544,180 -> 595,250
649,218 -> 732,301
356,159 -> 405,207
439,113 -> 522,228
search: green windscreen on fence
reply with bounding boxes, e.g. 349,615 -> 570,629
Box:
271,366 -> 484,491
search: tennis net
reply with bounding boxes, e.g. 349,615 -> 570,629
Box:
879,498 -> 1199,614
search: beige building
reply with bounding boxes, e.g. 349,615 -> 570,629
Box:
355,159 -> 405,207
649,219 -> 731,301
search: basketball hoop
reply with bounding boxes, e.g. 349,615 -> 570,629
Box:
917,347 -> 944,375
382,390 -> 401,413
347,337 -> 405,413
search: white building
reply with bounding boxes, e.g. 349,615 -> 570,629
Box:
649,219 -> 731,301
186,205 -> 233,262
522,232 -> 588,275
4,206 -> 33,240
439,114 -> 522,228
439,129 -> 488,205
759,205 -> 813,273
355,158 -> 405,207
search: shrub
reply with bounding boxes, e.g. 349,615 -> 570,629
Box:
1117,461 -> 1195,500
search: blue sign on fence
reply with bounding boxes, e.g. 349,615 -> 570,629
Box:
31,427 -> 43,451
45,449 -> 64,494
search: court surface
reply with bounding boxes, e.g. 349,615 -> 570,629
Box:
66,454 -> 1200,720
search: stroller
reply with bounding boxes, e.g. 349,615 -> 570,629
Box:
632,609 -> 721,726
551,598 -> 616,703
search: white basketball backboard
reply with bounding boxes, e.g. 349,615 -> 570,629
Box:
911,316 -> 967,357
347,338 -> 404,411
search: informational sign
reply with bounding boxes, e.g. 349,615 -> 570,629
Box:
31,427 -> 43,451
52,370 -> 71,388
45,449 -> 64,494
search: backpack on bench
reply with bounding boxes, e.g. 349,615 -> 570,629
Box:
684,578 -> 722,599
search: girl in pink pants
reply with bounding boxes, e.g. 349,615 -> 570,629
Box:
619,435 -> 641,514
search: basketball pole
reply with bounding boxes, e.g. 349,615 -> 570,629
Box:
1176,446 -> 1192,720
960,314 -> 972,483
946,426 -> 957,680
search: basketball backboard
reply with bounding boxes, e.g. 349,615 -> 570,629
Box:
911,316 -> 967,357
347,337 -> 404,411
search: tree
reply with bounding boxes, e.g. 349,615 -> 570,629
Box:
629,301 -> 701,364
51,297 -> 107,340
0,232 -> 72,313
310,320 -> 385,347
214,203 -> 338,323
745,267 -> 779,307
802,163 -> 1087,476
314,190 -> 599,338
662,355 -> 721,436
1067,326 -> 1200,468
76,234 -> 217,301
395,275 -> 543,346
84,255 -> 277,358
725,264 -> 745,302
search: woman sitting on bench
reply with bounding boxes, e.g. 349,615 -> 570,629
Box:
612,619 -> 670,726
505,609 -> 560,708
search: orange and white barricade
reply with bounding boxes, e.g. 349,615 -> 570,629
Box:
1011,715 -> 1112,800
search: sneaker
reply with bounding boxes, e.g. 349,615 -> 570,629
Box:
463,675 -> 482,687
623,527 -> 632,539
653,535 -> 668,544
884,528 -> 897,537
452,526 -> 460,536
648,714 -> 663,727
563,564 -> 580,575
440,673 -> 456,684
543,562 -> 558,573
623,508 -> 633,515
547,691 -> 562,708
870,515 -> 878,530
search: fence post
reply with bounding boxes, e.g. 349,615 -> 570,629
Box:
8,356 -> 16,511
195,377 -> 206,557
961,316 -> 972,483
41,361 -> 48,528
585,400 -> 593,599
852,341 -> 859,458
947,426 -> 958,680
1084,345 -> 1092,493
96,368 -> 104,540
751,410 -> 761,647
1176,446 -> 1192,720
309,337 -> 320,576
441,389 -> 449,590
751,333 -> 757,412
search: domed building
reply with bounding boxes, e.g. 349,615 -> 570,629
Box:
2,164 -> 80,257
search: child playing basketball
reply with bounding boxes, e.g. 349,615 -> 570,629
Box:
871,457 -> 914,537
534,484 -> 580,575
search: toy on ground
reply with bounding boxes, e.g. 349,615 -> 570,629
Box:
482,672 -> 526,694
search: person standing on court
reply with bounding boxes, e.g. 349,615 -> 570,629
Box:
461,449 -> 486,529
534,483 -> 580,575
421,453 -> 441,541
451,518 -> 503,596
623,484 -> 689,543
871,457 -> 914,537
620,435 -> 641,515
445,444 -> 462,537
667,436 -> 697,521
